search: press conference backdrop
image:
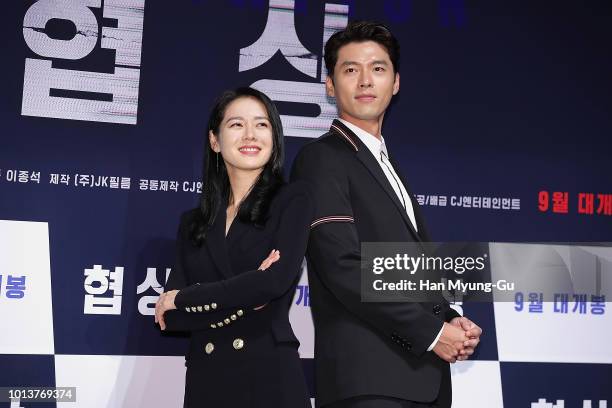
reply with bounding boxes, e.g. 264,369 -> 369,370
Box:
1,1 -> 611,407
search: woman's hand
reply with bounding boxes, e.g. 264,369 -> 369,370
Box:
254,249 -> 281,310
155,289 -> 179,330
258,249 -> 280,271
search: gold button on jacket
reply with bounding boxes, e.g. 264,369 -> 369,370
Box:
232,338 -> 244,350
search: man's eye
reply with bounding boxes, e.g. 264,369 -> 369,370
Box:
374,67 -> 385,72
345,68 -> 356,73
230,122 -> 242,127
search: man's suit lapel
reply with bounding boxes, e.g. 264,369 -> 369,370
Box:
330,119 -> 422,243
204,205 -> 235,278
387,152 -> 431,242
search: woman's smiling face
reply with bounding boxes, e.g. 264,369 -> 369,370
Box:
210,96 -> 274,174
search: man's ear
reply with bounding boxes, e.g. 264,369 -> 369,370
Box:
392,72 -> 400,95
209,130 -> 220,152
325,75 -> 335,98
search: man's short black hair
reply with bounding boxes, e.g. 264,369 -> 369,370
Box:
324,21 -> 400,77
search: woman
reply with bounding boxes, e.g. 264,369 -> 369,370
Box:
155,87 -> 312,407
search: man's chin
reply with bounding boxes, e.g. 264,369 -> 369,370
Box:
354,112 -> 384,122
342,107 -> 381,120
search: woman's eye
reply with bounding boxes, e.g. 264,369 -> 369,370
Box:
257,122 -> 269,127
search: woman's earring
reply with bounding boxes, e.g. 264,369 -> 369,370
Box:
216,152 -> 219,172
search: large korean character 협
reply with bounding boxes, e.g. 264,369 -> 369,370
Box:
83,264 -> 124,315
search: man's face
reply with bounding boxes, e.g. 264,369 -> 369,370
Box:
326,40 -> 399,125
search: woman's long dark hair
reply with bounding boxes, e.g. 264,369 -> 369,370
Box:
189,87 -> 285,246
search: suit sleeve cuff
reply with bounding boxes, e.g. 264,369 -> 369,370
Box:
173,283 -> 217,312
445,305 -> 462,322
426,324 -> 444,351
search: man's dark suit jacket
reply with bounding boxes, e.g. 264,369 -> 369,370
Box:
291,119 -> 460,407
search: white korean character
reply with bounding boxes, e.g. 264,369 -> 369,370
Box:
109,177 -> 119,189
169,181 -> 178,192
60,174 -> 71,185
248,3 -> 349,138
120,177 -> 130,190
139,179 -> 149,190
160,180 -> 168,191
50,174 -> 60,184
18,170 -> 29,183
22,0 -> 144,125
239,0 -> 318,78
83,265 -> 124,315
136,267 -> 171,316
30,171 -> 41,183
77,174 -> 90,187
149,180 -> 159,191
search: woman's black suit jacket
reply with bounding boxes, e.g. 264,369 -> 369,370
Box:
163,181 -> 313,408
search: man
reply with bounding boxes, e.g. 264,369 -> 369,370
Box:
291,21 -> 482,408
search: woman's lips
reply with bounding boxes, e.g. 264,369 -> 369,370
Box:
238,146 -> 261,156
